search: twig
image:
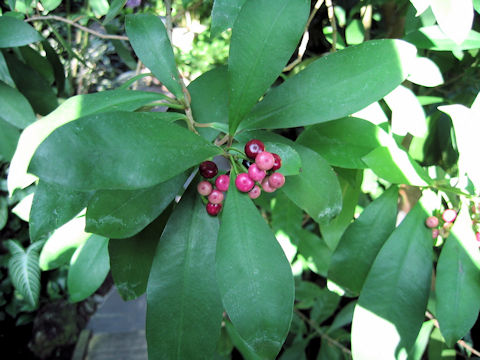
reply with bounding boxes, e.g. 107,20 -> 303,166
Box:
361,4 -> 372,41
295,309 -> 352,356
325,0 -> 337,52
215,134 -> 230,147
164,0 -> 173,43
26,15 -> 129,40
284,0 -> 324,72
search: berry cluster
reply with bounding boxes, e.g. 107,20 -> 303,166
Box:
235,139 -> 285,199
425,209 -> 457,239
197,160 -> 229,216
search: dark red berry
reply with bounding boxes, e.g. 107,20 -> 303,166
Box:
197,181 -> 213,196
215,175 -> 230,192
235,173 -> 254,192
206,202 -> 222,216
272,153 -> 282,171
442,209 -> 457,223
425,216 -> 439,229
245,139 -> 265,159
199,161 -> 218,179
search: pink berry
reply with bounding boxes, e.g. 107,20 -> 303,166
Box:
255,151 -> 275,171
268,173 -> 285,189
476,232 -> 480,242
206,202 -> 222,216
442,209 -> 457,223
197,181 -> 212,196
249,185 -> 261,199
235,173 -> 254,192
244,139 -> 265,159
215,175 -> 230,192
425,216 -> 439,229
432,229 -> 440,239
261,177 -> 276,193
272,153 -> 282,171
208,189 -> 224,204
248,163 -> 266,182
199,161 -> 218,179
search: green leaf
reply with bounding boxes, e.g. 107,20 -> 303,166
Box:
216,175 -> 294,359
428,327 -> 456,360
362,146 -> 432,186
29,111 -> 221,190
29,180 -> 93,242
228,0 -> 309,134
0,80 -> 36,129
0,118 -> 20,162
43,40 -> 65,96
0,16 -> 43,47
435,205 -> 480,347
224,319 -> 262,360
8,90 -> 165,195
0,51 -> 15,87
211,0 -> 247,38
351,200 -> 433,360
126,14 -> 184,99
110,38 -> 137,70
327,300 -> 356,334
3,52 -> 58,116
68,234 -> 109,302
19,46 -> 54,84
311,288 -> 341,325
86,172 -> 187,238
40,0 -> 62,11
103,0 -> 126,25
329,186 -> 398,295
240,39 -> 417,130
0,197 -> 7,231
345,19 -> 365,45
407,56 -> 444,87
409,0 -> 430,16
408,320 -> 435,360
297,230 -> 331,277
404,26 -> 480,50
6,240 -> 43,308
146,186 -> 223,359
39,216 -> 91,271
282,145 -> 342,224
90,0 -> 109,17
109,211 -> 170,301
430,0 -> 474,45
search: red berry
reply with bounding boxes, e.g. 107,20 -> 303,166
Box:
215,175 -> 230,192
244,139 -> 265,159
197,181 -> 213,196
249,185 -> 261,199
261,177 -> 276,193
206,202 -> 222,216
208,189 -> 224,204
268,173 -> 285,189
476,232 -> 480,242
255,151 -> 275,171
272,153 -> 282,171
432,229 -> 440,239
235,173 -> 255,192
248,163 -> 266,182
199,161 -> 218,178
442,209 -> 457,223
425,216 -> 439,229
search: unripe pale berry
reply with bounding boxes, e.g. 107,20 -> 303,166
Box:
272,153 -> 282,171
249,185 -> 261,199
206,202 -> 222,216
261,177 -> 276,193
199,161 -> 218,179
235,173 -> 254,192
208,189 -> 224,204
248,163 -> 266,182
432,229 -> 440,239
197,181 -> 213,196
442,209 -> 457,223
255,151 -> 275,171
215,175 -> 230,192
425,216 -> 439,229
245,139 -> 265,159
268,172 -> 285,189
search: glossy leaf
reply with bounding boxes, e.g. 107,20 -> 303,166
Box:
351,200 -> 433,360
311,288 -> 341,325
90,0 -> 109,16
103,0 -> 126,25
29,181 -> 93,242
404,26 -> 480,50
408,320 -> 435,360
43,40 -> 65,96
86,172 -> 187,238
435,205 -> 480,347
345,19 -> 365,45
0,51 -> 15,87
68,235 -> 109,302
0,80 -> 36,129
224,319 -> 262,360
126,14 -> 184,99
430,0 -> 474,45
146,187 -> 223,359
39,216 -> 90,271
109,212 -> 170,301
19,46 -> 54,84
282,145 -> 342,224
0,118 -> 20,162
29,112 -> 221,190
297,230 -> 331,277
240,39 -> 417,130
228,0 -> 309,134
40,0 -> 62,11
211,0 -> 247,38
217,175 -> 294,359
329,186 -> 398,295
8,90 -> 165,195
0,16 -> 43,47
407,57 -> 444,87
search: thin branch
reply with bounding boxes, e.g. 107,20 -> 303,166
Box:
325,0 -> 337,52
26,15 -> 129,40
361,4 -> 372,41
284,0 -> 324,72
164,0 -> 173,43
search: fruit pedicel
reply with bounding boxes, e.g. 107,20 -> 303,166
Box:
197,139 -> 286,216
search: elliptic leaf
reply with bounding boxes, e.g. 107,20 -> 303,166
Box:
0,80 -> 36,129
408,320 -> 435,360
43,40 -> 65,96
40,0 -> 62,11
19,46 -> 54,85
228,0 -> 310,134
410,0 -> 430,16
90,0 -> 110,17
0,16 -> 43,48
103,0 -> 126,25
407,57 -> 444,87
404,26 -> 480,51
0,118 -> 20,162
211,0 -> 247,38
216,175 -> 294,359
297,230 -> 331,277
430,0 -> 474,45
146,187 -> 223,359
